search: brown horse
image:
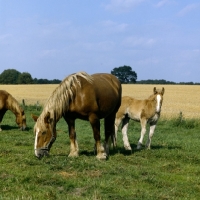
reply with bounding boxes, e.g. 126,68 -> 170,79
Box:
0,90 -> 26,131
32,72 -> 121,160
115,87 -> 164,151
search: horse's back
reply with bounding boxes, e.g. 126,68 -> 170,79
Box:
0,90 -> 9,110
92,73 -> 121,100
69,73 -> 121,119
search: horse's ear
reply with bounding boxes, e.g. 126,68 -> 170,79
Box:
31,114 -> 38,122
20,107 -> 25,115
161,87 -> 165,95
44,112 -> 52,124
153,87 -> 157,94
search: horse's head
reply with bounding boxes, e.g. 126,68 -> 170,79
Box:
16,108 -> 26,130
153,87 -> 165,112
32,112 -> 57,159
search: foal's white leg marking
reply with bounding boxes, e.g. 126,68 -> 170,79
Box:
146,124 -> 156,149
121,121 -> 131,150
156,95 -> 161,112
137,120 -> 147,149
114,118 -> 121,141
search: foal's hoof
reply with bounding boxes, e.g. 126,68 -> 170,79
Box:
137,142 -> 143,150
124,145 -> 132,151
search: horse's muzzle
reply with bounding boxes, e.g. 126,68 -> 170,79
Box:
19,125 -> 26,131
35,149 -> 49,159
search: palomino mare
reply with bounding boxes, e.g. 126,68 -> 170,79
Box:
115,87 -> 164,151
32,72 -> 121,160
0,90 -> 26,131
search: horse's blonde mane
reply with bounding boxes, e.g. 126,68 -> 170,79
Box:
38,72 -> 93,123
7,93 -> 23,115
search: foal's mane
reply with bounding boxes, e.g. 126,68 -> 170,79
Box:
39,72 -> 93,122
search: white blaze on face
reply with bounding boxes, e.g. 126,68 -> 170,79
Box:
34,128 -> 39,154
156,95 -> 162,112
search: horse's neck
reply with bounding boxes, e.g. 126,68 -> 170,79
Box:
7,95 -> 21,115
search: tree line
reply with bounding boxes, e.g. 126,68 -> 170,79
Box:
0,69 -> 61,84
111,66 -> 200,85
0,67 -> 199,85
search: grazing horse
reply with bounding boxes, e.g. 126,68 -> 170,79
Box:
115,87 -> 164,151
32,72 -> 121,160
0,90 -> 26,131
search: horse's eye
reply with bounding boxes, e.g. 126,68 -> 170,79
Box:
42,132 -> 46,135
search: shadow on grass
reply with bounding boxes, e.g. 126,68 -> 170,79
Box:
1,125 -> 31,131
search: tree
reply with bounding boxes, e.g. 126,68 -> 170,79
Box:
111,65 -> 137,84
0,69 -> 21,84
18,72 -> 33,84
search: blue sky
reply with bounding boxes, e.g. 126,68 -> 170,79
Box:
0,0 -> 200,82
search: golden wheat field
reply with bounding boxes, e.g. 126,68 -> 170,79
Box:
0,84 -> 200,119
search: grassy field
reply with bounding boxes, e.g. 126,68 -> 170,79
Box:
0,106 -> 200,199
0,84 -> 200,199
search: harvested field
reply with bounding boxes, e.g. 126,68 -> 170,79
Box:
0,84 -> 200,119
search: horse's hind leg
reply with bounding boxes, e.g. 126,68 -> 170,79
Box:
89,113 -> 107,160
121,117 -> 131,150
64,117 -> 79,157
105,113 -> 116,152
146,123 -> 156,149
137,118 -> 147,150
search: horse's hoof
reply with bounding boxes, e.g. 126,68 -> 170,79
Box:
96,153 -> 108,160
68,152 -> 79,157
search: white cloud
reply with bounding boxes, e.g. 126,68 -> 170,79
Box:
155,0 -> 169,8
122,36 -> 156,47
0,34 -> 12,44
177,3 -> 200,17
101,20 -> 128,32
105,0 -> 145,13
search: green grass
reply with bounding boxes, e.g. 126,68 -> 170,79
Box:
0,106 -> 200,199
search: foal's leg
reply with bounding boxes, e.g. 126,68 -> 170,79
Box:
64,117 -> 79,157
121,117 -> 131,150
137,118 -> 147,149
89,113 -> 107,160
146,123 -> 156,149
114,116 -> 123,146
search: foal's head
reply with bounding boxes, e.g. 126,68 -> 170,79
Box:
150,87 -> 165,113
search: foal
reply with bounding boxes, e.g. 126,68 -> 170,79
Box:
115,87 -> 165,151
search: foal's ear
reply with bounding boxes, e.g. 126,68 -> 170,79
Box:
153,87 -> 157,94
161,87 -> 165,95
31,114 -> 38,122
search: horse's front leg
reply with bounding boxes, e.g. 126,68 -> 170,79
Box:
146,123 -> 156,149
89,114 -> 107,160
137,118 -> 147,150
64,117 -> 79,157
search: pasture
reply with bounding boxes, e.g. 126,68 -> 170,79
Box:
0,84 -> 200,199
